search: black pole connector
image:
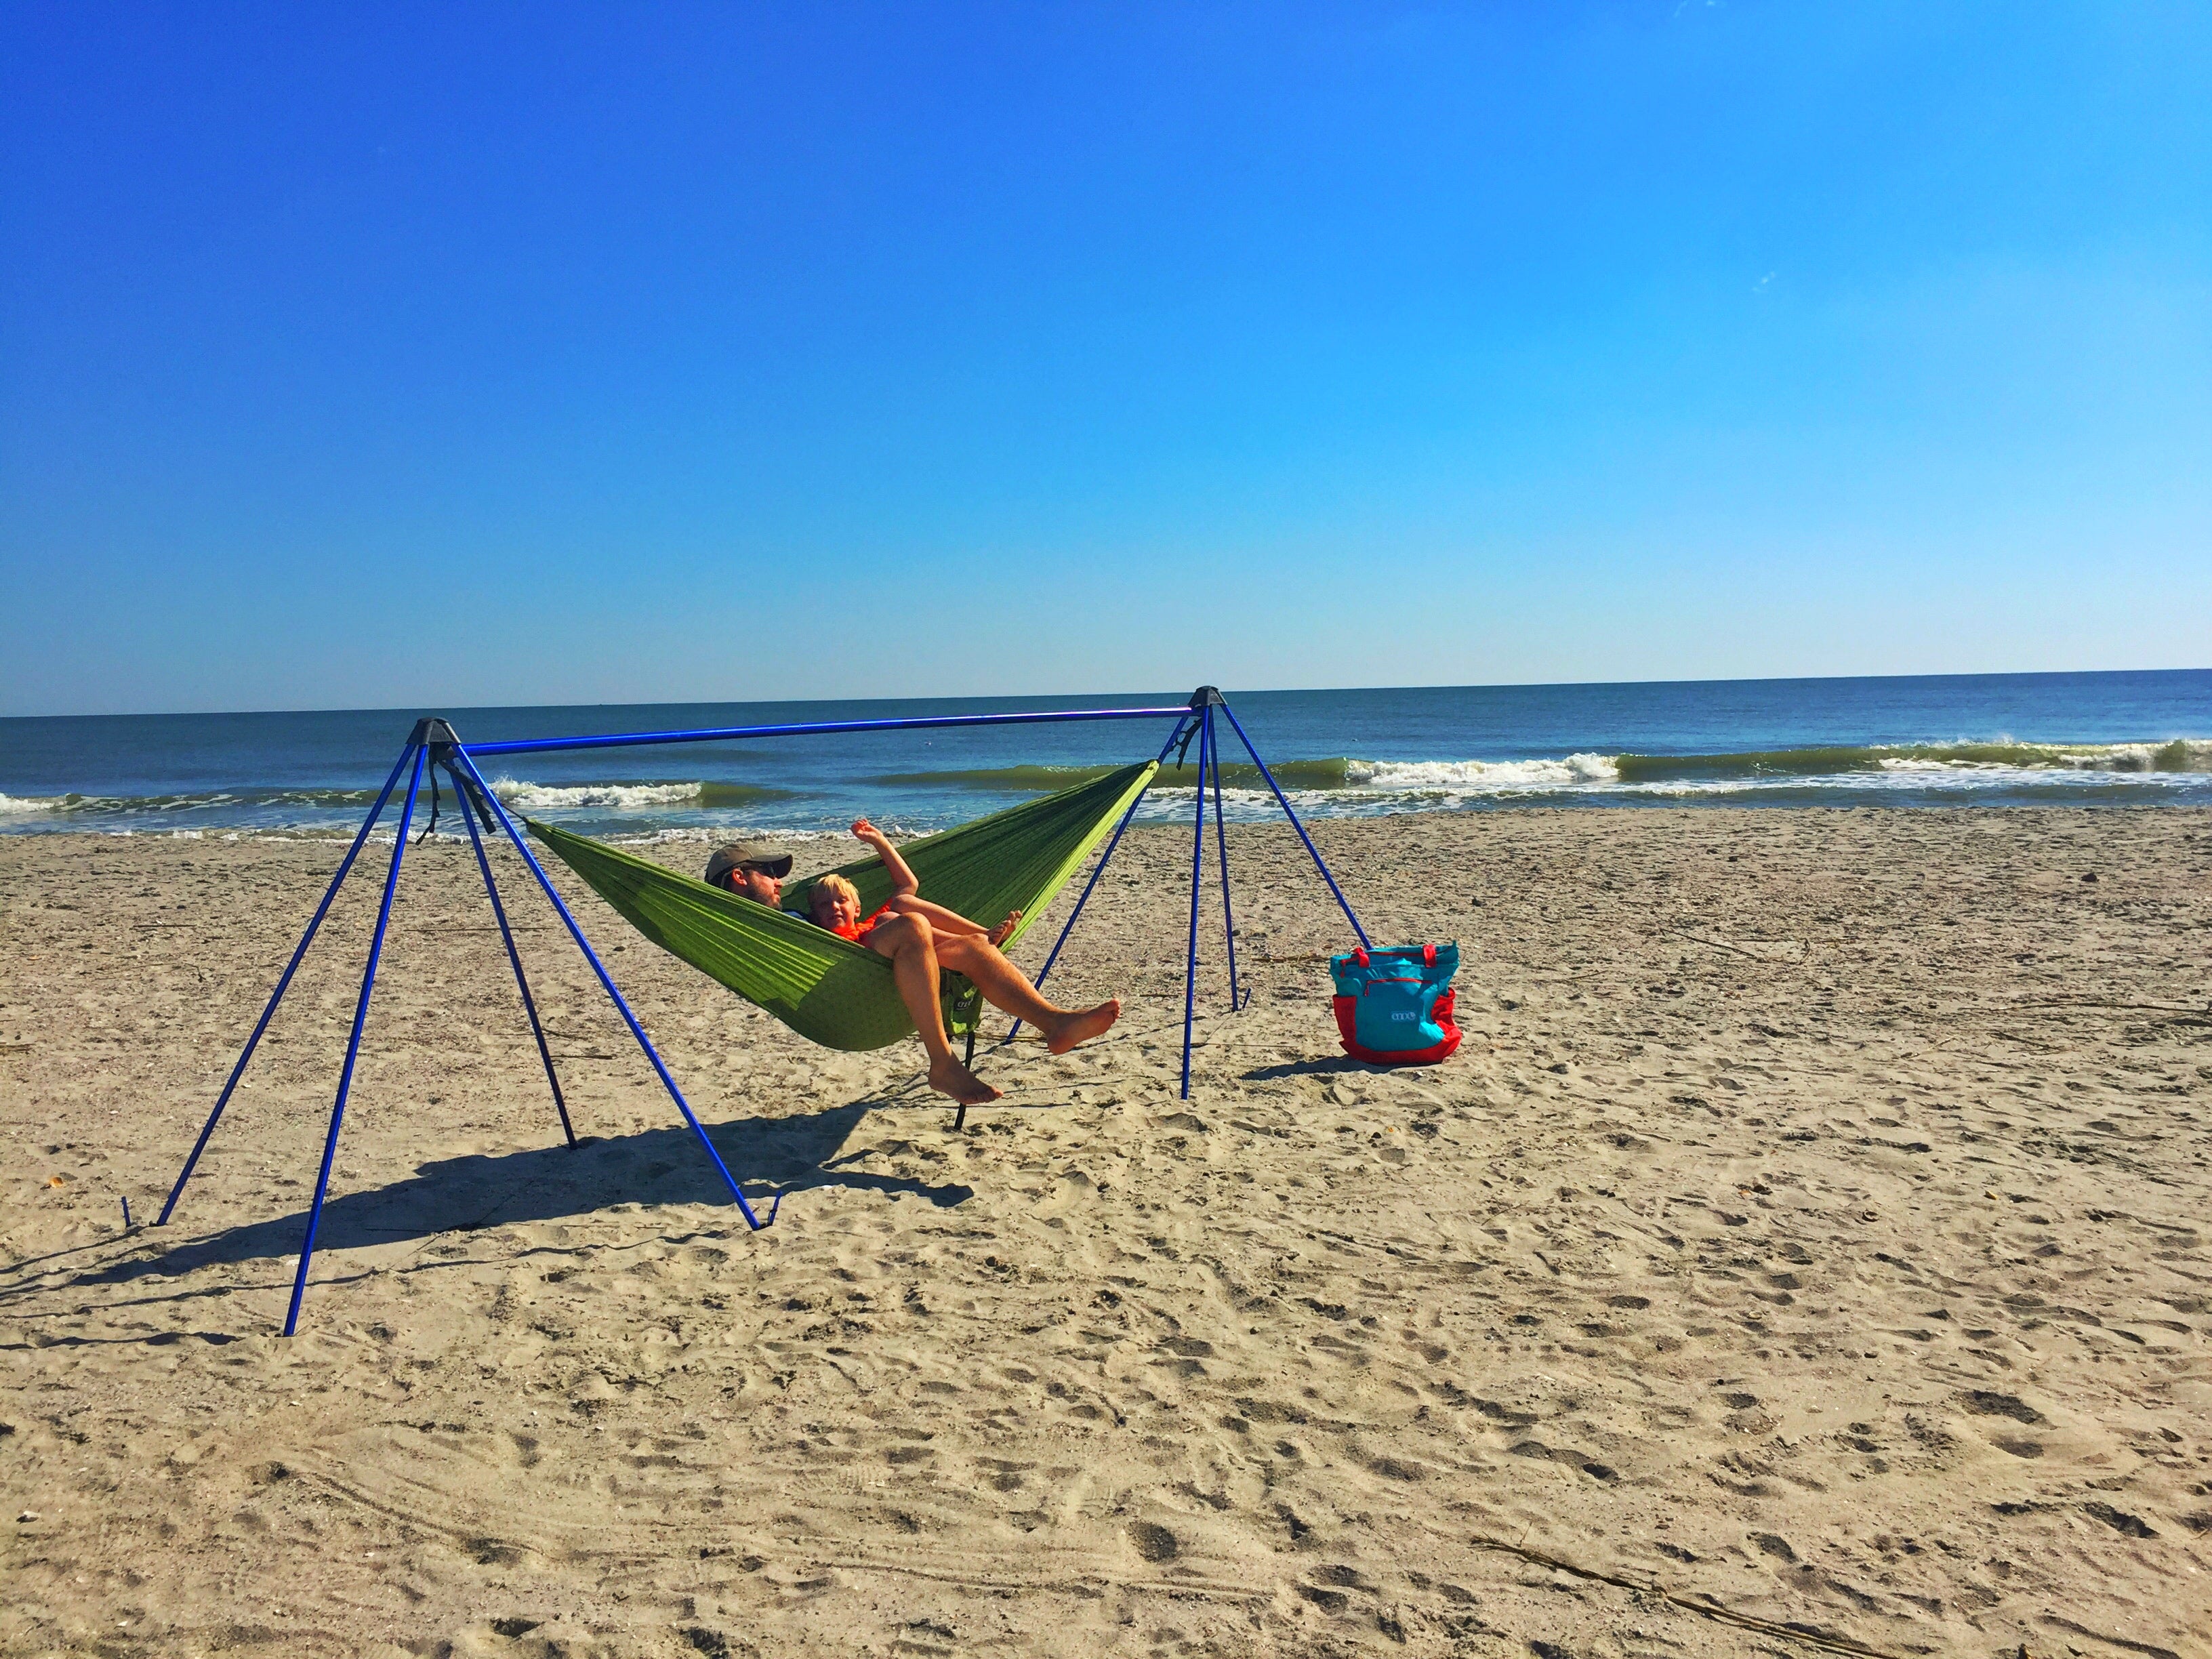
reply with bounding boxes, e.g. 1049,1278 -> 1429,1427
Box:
1187,685 -> 1225,708
409,720 -> 467,841
405,718 -> 497,832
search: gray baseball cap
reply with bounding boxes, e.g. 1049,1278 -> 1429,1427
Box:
704,840 -> 793,887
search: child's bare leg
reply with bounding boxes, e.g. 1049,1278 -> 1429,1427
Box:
933,935 -> 1120,1054
882,895 -> 1022,945
882,895 -> 985,934
865,916 -> 998,1104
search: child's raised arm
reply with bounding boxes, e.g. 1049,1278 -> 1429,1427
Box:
851,818 -> 919,897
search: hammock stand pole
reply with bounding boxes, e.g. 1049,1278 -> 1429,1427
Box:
1218,697 -> 1372,949
451,758 -> 576,1149
448,745 -> 771,1233
466,703 -> 1194,758
994,689 -> 1322,1101
1207,703 -> 1242,1011
1179,698 -> 1214,1099
998,714 -> 1193,1051
156,738 -> 416,1228
283,745 -> 428,1336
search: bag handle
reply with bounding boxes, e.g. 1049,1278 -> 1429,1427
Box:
1423,943 -> 1437,967
1353,948 -> 1369,968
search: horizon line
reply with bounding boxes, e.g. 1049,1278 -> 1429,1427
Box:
6,665 -> 2209,725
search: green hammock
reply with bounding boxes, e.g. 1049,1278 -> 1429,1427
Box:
524,760 -> 1157,1052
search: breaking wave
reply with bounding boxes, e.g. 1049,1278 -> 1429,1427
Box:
6,734 -> 2206,837
486,777 -> 792,810
872,759 -> 1359,791
1614,739 -> 2212,783
1344,755 -> 1620,790
870,741 -> 2209,802
0,785 -> 382,818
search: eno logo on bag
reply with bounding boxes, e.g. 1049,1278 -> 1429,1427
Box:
1327,943 -> 1462,1066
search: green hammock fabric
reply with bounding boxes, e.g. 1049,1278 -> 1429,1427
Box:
524,760 -> 1156,1052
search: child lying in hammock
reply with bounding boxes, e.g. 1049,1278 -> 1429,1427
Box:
708,820 -> 1118,1106
796,818 -> 1013,948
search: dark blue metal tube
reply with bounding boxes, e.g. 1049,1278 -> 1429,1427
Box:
1179,713 -> 1210,1099
283,746 -> 427,1336
449,747 -> 765,1229
467,704 -> 1191,757
157,741 -> 415,1227
1217,700 -> 1371,949
1000,718 -> 1190,1047
1206,706 -> 1242,1010
455,769 -> 576,1148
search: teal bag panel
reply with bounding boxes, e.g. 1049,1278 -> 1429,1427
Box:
1328,943 -> 1462,1063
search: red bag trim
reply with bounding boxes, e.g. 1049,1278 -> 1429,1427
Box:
1336,989 -> 1460,1066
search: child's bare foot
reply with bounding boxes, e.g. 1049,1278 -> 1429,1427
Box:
988,909 -> 1023,947
1045,998 -> 1120,1054
927,1055 -> 1001,1105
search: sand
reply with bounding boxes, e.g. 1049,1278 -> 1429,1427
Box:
2,806 -> 2209,1659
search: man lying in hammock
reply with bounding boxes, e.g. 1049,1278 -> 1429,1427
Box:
705,821 -> 1119,1105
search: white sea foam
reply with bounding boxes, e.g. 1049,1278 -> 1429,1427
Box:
1347,755 -> 1620,790
2075,740 -> 2212,772
1622,766 -> 2209,798
0,792 -> 63,814
1877,756 -> 2003,773
488,777 -> 706,811
598,825 -> 845,848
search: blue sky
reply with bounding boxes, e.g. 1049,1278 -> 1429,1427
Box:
3,1 -> 2207,716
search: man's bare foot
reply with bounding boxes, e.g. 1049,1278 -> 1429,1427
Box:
927,1055 -> 1001,1105
1045,998 -> 1120,1054
989,909 -> 1023,947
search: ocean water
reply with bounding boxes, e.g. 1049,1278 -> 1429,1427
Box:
2,670 -> 2207,841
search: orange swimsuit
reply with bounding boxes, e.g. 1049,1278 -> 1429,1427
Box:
823,903 -> 893,943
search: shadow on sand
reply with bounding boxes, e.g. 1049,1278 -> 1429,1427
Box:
25,1099 -> 979,1303
1240,1054 -> 1375,1081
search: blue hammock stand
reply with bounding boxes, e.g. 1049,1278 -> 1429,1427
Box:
156,686 -> 1368,1334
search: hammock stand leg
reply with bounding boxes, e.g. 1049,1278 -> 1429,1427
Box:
952,1024 -> 979,1133
1217,698 -> 1371,949
156,739 -> 417,1228
451,762 -> 576,1149
998,716 -> 1189,1052
1179,706 -> 1211,1100
1206,704 -> 1242,1011
449,747 -> 770,1231
284,746 -> 428,1336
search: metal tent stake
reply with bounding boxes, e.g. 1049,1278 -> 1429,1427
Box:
155,690 -> 1368,1334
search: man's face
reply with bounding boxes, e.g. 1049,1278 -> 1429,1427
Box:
730,867 -> 781,905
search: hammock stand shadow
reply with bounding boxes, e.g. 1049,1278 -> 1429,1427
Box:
153,686 -> 1370,1334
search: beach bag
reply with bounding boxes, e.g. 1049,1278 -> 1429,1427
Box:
1329,943 -> 1462,1065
